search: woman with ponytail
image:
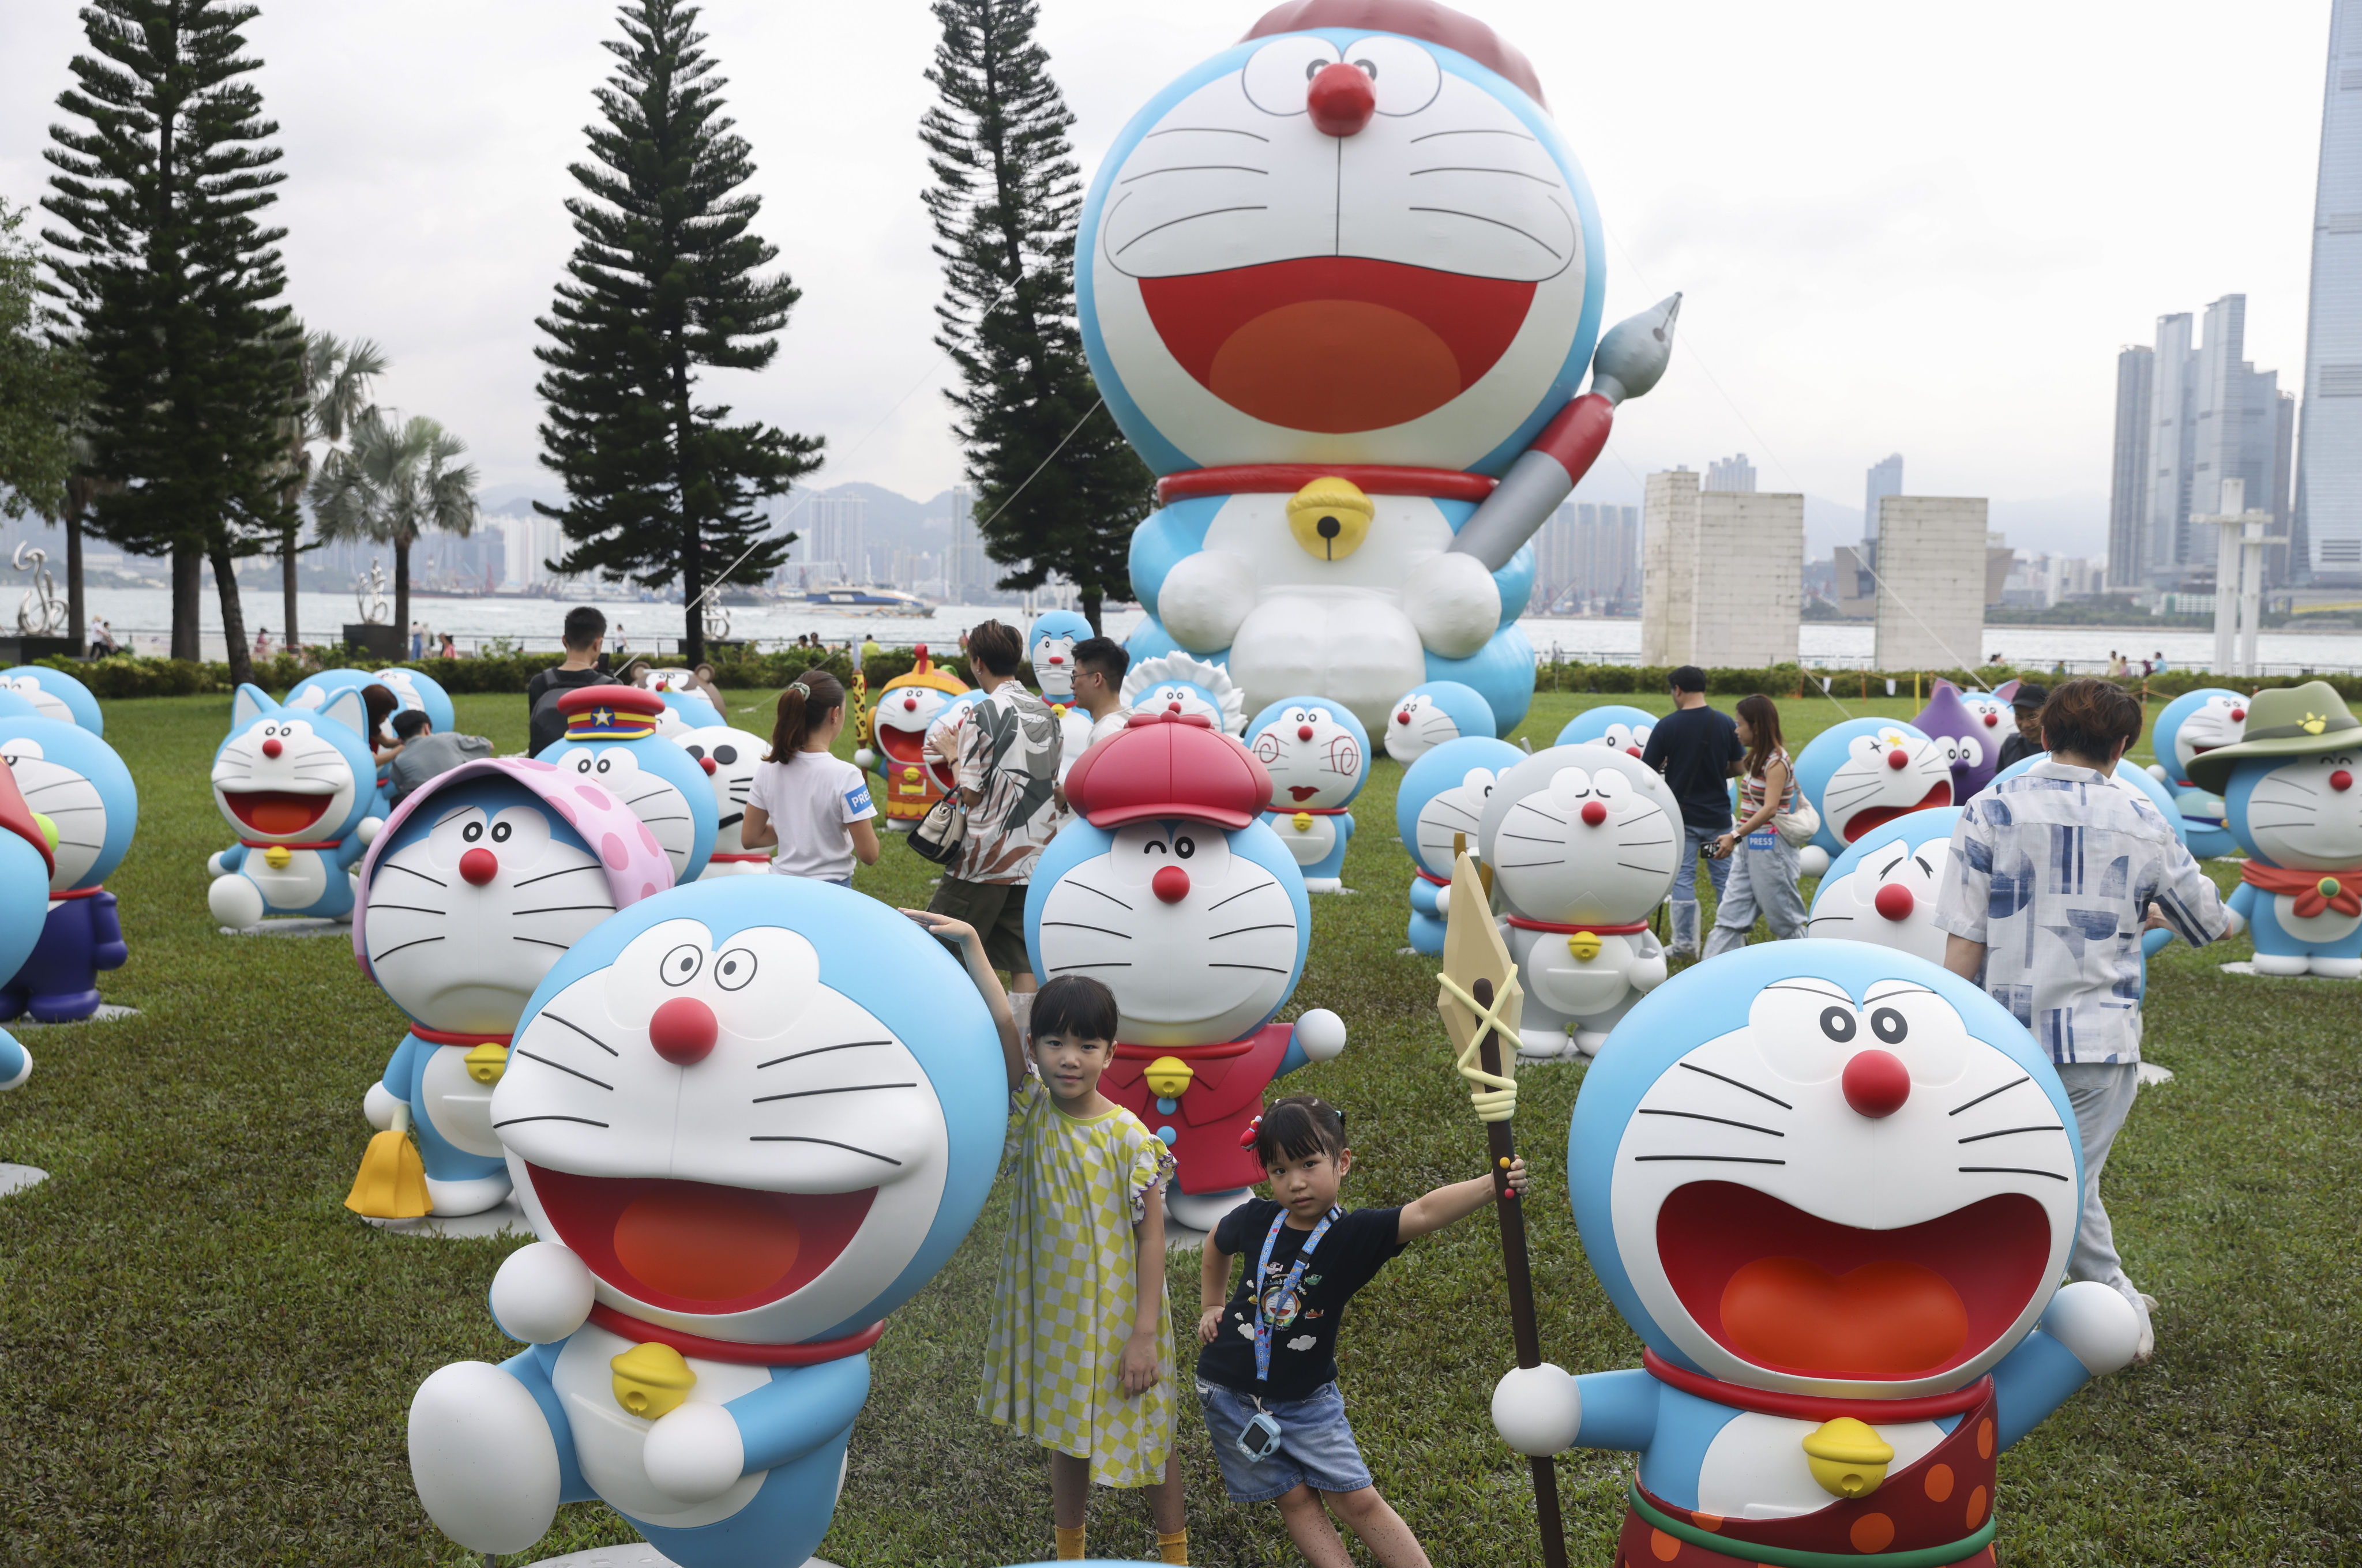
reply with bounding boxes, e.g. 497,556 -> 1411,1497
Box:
739,670 -> 881,884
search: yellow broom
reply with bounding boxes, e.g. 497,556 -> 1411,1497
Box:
345,1100 -> 431,1219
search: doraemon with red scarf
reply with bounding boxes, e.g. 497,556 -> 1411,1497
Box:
1490,944 -> 2141,1566
1081,0 -> 1677,739
1025,710 -> 1344,1232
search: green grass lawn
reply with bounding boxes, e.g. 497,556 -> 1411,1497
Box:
3,686 -> 2356,1565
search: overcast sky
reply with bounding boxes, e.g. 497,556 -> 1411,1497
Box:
0,1 -> 2335,535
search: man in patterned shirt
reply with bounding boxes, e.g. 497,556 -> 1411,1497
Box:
927,619 -> 1062,1001
1934,678 -> 2228,1362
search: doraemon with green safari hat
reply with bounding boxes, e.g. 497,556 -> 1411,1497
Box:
538,685 -> 719,885
0,716 -> 137,1022
1394,734 -> 1522,954
2187,680 -> 2362,979
1247,694 -> 1368,891
1489,943 -> 2142,1565
403,876 -> 1008,1566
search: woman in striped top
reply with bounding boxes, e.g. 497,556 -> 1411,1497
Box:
1702,694 -> 1808,957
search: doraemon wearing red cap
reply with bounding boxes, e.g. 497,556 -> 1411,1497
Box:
1025,710 -> 1344,1232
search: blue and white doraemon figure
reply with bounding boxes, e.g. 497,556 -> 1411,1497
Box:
1557,702 -> 1658,758
2145,687 -> 2248,858
0,759 -> 61,1118
538,685 -> 719,885
1079,0 -> 1678,740
373,667 -> 458,735
1028,608 -> 1099,772
1490,944 -> 2142,1566
1806,809 -> 1963,968
1382,679 -> 1496,765
0,665 -> 104,735
1248,695 -> 1368,892
2188,681 -> 2362,980
1395,735 -> 1523,954
205,684 -> 384,927
349,758 -> 674,1219
405,877 -> 1006,1566
0,718 -> 137,1021
643,672 -> 727,739
679,726 -> 777,878
1121,652 -> 1247,736
1790,719 -> 1954,878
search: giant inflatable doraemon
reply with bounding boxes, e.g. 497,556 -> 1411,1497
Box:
1792,719 -> 1954,878
0,665 -> 104,735
1477,744 -> 1678,1058
1248,695 -> 1368,892
1028,711 -> 1345,1232
1383,679 -> 1497,764
2146,688 -> 2248,858
1395,734 -> 1523,954
348,758 -> 674,1219
0,717 -> 136,1021
1557,703 -> 1658,758
537,686 -> 718,883
2190,682 -> 2362,979
206,684 -> 385,927
1489,943 -> 2142,1565
1080,0 -> 1678,739
404,877 -> 1007,1565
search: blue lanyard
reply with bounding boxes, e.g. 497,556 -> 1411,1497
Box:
1252,1205 -> 1338,1383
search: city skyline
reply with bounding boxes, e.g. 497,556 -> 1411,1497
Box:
2298,0 -> 2362,583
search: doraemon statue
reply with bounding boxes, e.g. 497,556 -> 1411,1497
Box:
854,647 -> 968,830
1026,608 -> 1095,704
287,667 -> 398,810
678,727 -> 775,877
1477,744 -> 1679,1058
1489,943 -> 2142,1565
1122,652 -> 1246,736
0,760 -> 61,1112
205,684 -> 384,927
1394,734 -> 1522,954
1556,703 -> 1657,758
1080,0 -> 1678,738
649,687 -> 727,739
2146,688 -> 2248,858
1955,679 -> 2019,737
1985,751 -> 2188,842
1805,809 -> 1963,967
1028,711 -> 1345,1231
1792,719 -> 1954,878
0,665 -> 103,734
350,758 -> 674,1218
2189,681 -> 2362,979
1248,695 -> 1368,892
0,717 -> 136,1021
1911,680 -> 1999,802
404,877 -> 1007,1566
373,667 -> 458,735
1383,679 -> 1498,764
537,686 -> 718,883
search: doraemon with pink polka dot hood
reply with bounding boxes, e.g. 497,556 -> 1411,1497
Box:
1080,0 -> 1678,739
1489,943 -> 2141,1565
349,757 -> 674,1218
404,877 -> 1006,1567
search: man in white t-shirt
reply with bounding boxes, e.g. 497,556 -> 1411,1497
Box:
1071,636 -> 1131,750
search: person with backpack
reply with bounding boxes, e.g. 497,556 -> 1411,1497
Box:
525,607 -> 609,755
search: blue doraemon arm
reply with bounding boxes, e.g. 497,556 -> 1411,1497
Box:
725,1355 -> 873,1474
215,843 -> 248,873
1572,1368 -> 1662,1452
1410,875 -> 1441,917
1988,1329 -> 2095,1453
2227,880 -> 2256,926
1439,499 -> 1534,630
380,1032 -> 421,1098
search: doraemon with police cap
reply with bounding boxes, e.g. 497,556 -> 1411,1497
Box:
1395,734 -> 1522,954
1489,944 -> 2141,1566
0,716 -> 137,1022
1383,679 -> 1497,764
1082,0 -> 1678,739
537,685 -> 718,883
1556,702 -> 1657,758
347,757 -> 673,1219
1247,694 -> 1367,891
1027,710 -> 1344,1232
204,683 -> 385,927
404,877 -> 1008,1566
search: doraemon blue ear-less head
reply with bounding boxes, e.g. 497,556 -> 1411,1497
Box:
1384,680 -> 1498,762
0,666 -> 103,734
497,877 -> 1006,1345
1570,943 -> 2082,1399
370,667 -> 457,734
0,717 -> 137,892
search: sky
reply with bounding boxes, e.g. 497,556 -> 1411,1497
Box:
0,1 -> 2335,554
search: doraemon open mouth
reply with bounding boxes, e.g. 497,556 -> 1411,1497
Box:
875,724 -> 927,768
1656,1182 -> 2050,1380
1139,258 -> 1534,433
222,788 -> 334,837
1842,783 -> 1951,842
528,1165 -> 877,1315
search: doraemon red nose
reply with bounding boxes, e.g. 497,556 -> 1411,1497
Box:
649,996 -> 718,1065
459,847 -> 498,886
2230,707 -> 2247,721
1842,1048 -> 1911,1118
2333,769 -> 2354,792
1297,724 -> 1316,741
1886,749 -> 1910,770
1981,712 -> 1999,727
1873,883 -> 1915,922
1152,864 -> 1191,904
1580,800 -> 1608,827
1306,61 -> 1375,136
261,736 -> 283,758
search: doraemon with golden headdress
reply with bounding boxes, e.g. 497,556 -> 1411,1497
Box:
405,877 -> 1007,1566
853,646 -> 971,829
1080,0 -> 1678,739
1490,944 -> 2140,1565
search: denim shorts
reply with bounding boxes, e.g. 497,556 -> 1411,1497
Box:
1195,1379 -> 1373,1502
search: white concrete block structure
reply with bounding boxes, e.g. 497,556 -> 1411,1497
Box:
1642,469 -> 1803,667
1873,496 -> 1989,669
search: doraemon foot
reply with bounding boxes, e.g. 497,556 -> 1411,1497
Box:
208,874 -> 266,930
408,1360 -> 565,1554
1517,1025 -> 1573,1061
1571,1028 -> 1610,1057
1167,1185 -> 1256,1234
25,988 -> 102,1025
422,1172 -> 513,1217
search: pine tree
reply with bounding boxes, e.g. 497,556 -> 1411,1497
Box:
42,0 -> 300,685
535,0 -> 820,665
922,0 -> 1151,636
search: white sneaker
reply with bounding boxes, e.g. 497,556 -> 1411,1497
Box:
2134,1292 -> 2158,1363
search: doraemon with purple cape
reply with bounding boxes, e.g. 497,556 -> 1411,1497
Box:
0,716 -> 137,1022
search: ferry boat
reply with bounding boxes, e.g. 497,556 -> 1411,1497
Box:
804,585 -> 930,616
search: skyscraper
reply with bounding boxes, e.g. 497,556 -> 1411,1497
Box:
2296,0 -> 2362,584
1864,453 -> 1903,544
1704,453 -> 1756,492
2105,349 -> 2151,589
2119,298 -> 2285,591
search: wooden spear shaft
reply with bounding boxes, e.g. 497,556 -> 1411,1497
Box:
1472,976 -> 1568,1568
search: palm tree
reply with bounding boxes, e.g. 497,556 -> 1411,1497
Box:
278,332 -> 386,652
307,411 -> 478,647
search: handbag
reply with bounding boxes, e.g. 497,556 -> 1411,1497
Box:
1770,762 -> 1819,849
907,792 -> 968,865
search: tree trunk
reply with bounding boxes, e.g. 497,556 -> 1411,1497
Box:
171,544 -> 202,661
66,510 -> 85,656
1080,590 -> 1101,638
682,518 -> 704,669
209,539 -> 254,690
283,525 -> 301,654
393,536 -> 411,657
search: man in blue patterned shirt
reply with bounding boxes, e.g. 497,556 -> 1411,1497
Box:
1934,678 -> 2228,1362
